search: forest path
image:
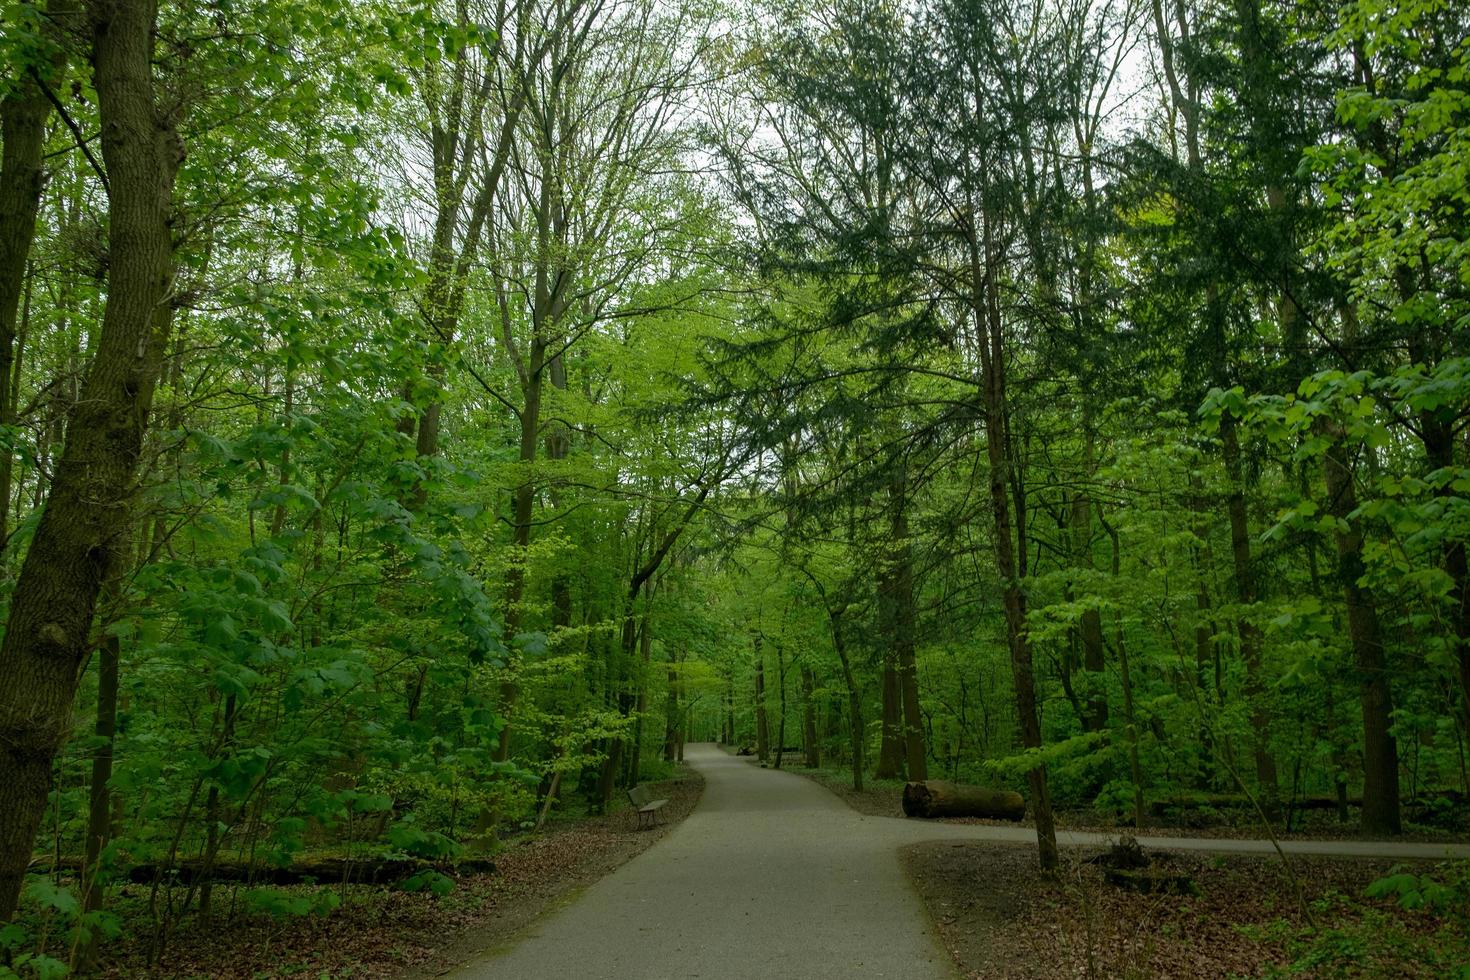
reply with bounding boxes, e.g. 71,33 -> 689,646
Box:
451,742 -> 958,979
452,745 -> 1470,980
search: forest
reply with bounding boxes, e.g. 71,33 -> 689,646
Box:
0,0 -> 1467,974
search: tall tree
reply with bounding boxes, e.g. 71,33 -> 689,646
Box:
0,0 -> 181,919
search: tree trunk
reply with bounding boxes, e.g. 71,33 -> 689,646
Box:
0,0 -> 180,920
547,351 -> 573,631
830,608 -> 864,790
664,659 -> 679,763
724,675 -> 735,744
974,204 -> 1058,870
876,660 -> 905,779
801,665 -> 820,768
774,643 -> 788,769
1220,414 -> 1281,811
1073,427 -> 1107,732
886,477 -> 927,781
81,582 -> 123,933
629,612 -> 652,781
197,693 -> 237,924
754,636 -> 769,762
1320,421 -> 1401,835
494,336 -> 546,762
1419,414 -> 1470,726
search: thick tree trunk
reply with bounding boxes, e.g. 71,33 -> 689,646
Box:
902,781 -> 1025,820
494,337 -> 546,762
0,0 -> 180,921
1320,422 -> 1401,835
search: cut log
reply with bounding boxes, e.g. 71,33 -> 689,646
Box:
902,780 -> 1025,821
1150,793 -> 1356,816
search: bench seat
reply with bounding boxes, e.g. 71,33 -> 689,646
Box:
627,784 -> 669,829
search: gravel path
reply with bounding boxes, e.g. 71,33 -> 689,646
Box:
452,744 -> 1470,979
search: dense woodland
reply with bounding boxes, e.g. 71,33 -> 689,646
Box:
0,0 -> 1467,972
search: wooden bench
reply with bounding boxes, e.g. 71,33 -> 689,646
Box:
627,784 -> 669,830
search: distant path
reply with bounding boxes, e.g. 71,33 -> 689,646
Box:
452,745 -> 1470,980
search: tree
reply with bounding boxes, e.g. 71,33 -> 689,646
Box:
0,0 -> 182,920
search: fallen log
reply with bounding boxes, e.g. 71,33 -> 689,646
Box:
38,856 -> 497,887
902,780 -> 1025,821
1150,792 -> 1465,819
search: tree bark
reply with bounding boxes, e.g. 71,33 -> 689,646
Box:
0,0 -> 180,921
1220,413 -> 1281,811
1074,431 -> 1107,732
876,659 -> 905,779
663,658 -> 680,762
884,476 -> 927,781
902,780 -> 1025,820
81,583 -> 123,931
1103,517 -> 1146,830
974,203 -> 1058,869
774,643 -> 788,769
724,675 -> 735,745
801,664 -> 820,768
829,607 -> 864,790
1419,412 -> 1470,726
1320,421 -> 1401,835
754,636 -> 769,762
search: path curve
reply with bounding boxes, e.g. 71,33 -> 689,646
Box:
452,744 -> 1470,979
453,743 -> 957,979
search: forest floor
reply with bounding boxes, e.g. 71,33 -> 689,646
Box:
904,839 -> 1470,978
87,769 -> 704,980
788,762 -> 1470,843
761,757 -> 1470,977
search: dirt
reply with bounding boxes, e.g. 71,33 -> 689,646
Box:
903,840 -> 1470,979
90,770 -> 704,979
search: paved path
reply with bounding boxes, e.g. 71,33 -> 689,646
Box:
454,743 -> 957,979
453,743 -> 1470,980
